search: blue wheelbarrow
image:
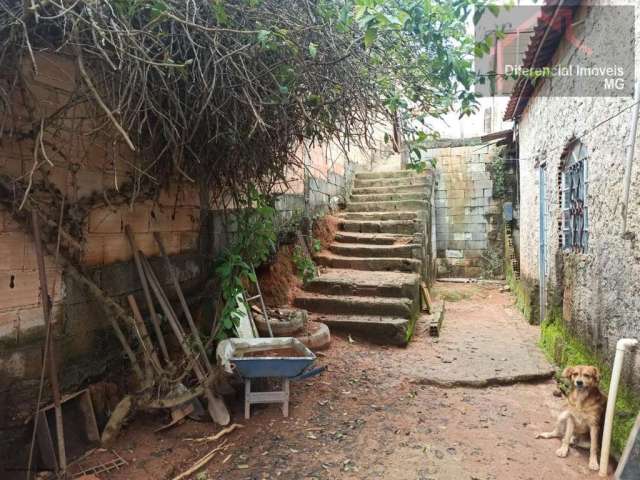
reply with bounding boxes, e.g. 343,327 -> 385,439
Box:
216,337 -> 325,418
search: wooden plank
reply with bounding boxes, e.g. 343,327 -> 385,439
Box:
420,282 -> 432,313
428,300 -> 445,337
124,225 -> 171,366
141,257 -> 230,426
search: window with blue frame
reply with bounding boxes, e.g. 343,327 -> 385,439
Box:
561,141 -> 588,252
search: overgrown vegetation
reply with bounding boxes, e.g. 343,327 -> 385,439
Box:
540,309 -> 640,456
292,245 -> 317,283
0,0 -> 497,211
215,188 -> 277,339
487,147 -> 507,198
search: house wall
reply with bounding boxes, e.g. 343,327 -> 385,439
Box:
430,144 -> 504,278
516,4 -> 640,386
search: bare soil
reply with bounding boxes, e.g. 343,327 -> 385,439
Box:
313,215 -> 340,250
258,244 -> 301,306
99,283 -> 612,480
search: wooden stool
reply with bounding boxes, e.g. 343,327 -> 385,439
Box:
244,377 -> 290,419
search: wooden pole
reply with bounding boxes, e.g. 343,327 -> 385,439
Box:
124,225 -> 171,365
153,232 -> 212,369
141,258 -> 230,426
31,210 -> 67,475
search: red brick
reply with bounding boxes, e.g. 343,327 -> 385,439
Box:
23,239 -> 59,271
0,271 -> 41,309
88,207 -> 123,234
123,204 -> 150,233
154,232 -> 181,255
102,234 -> 131,264
149,206 -> 199,233
0,232 -> 26,270
82,234 -> 104,266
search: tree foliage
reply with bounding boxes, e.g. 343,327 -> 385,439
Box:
0,0 -> 494,201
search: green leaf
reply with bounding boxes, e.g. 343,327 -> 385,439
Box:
364,27 -> 377,48
308,42 -> 318,58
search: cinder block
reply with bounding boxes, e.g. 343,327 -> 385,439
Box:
483,189 -> 493,198
0,310 -> 19,341
445,249 -> 463,258
467,223 -> 486,233
465,240 -> 487,250
447,189 -> 465,200
446,240 -> 466,250
180,232 -> 199,252
453,232 -> 473,241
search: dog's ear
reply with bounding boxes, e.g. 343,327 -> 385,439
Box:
591,367 -> 601,383
562,366 -> 574,379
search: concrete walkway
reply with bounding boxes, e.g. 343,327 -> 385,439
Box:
407,282 -> 555,387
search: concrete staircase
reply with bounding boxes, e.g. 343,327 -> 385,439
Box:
294,170 -> 433,345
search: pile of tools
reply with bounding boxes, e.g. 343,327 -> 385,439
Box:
101,226 -> 230,444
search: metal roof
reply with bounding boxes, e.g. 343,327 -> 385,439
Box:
503,0 -> 582,121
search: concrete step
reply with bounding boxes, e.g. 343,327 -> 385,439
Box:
294,293 -> 413,318
304,268 -> 420,299
329,242 -> 420,259
350,192 -> 428,203
309,314 -> 411,346
355,170 -> 427,180
351,185 -> 430,195
338,211 -> 419,221
315,252 -> 422,273
354,175 -> 431,189
340,219 -> 420,235
346,199 -> 427,212
334,231 -> 415,245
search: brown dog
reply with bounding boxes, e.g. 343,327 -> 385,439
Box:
536,365 -> 607,471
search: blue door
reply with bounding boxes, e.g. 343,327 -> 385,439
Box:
538,165 -> 547,323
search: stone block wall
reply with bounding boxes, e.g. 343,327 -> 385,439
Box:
515,4 -> 640,387
430,144 -> 504,278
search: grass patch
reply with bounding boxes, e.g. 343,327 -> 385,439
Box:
505,268 -> 539,324
540,311 -> 640,456
432,288 -> 474,302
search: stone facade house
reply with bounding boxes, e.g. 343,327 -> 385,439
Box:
505,1 -> 640,389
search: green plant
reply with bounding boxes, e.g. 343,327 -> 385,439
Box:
215,187 -> 277,339
292,245 -> 317,283
312,238 -> 322,253
487,148 -> 507,198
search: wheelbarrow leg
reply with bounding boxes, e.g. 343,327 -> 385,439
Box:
245,378 -> 251,420
282,378 -> 290,417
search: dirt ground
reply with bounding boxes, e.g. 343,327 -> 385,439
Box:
99,283 -> 613,480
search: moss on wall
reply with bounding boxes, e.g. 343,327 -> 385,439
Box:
540,308 -> 640,456
505,267 -> 539,325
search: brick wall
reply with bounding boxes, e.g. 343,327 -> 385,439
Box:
0,52 -> 206,468
515,4 -> 640,386
430,144 -> 503,278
